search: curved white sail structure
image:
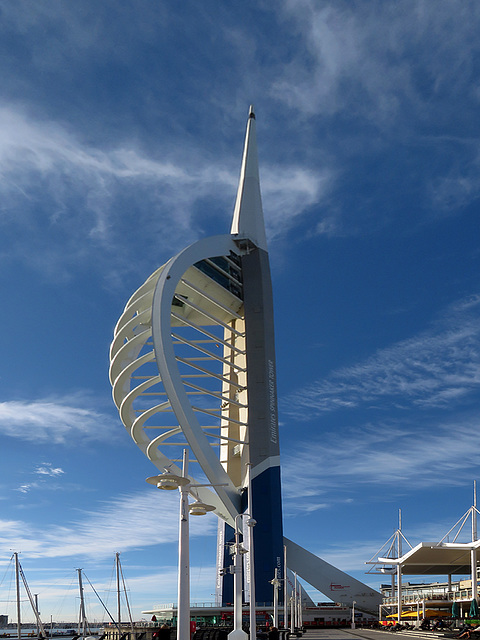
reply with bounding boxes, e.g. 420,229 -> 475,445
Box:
109,234 -> 253,525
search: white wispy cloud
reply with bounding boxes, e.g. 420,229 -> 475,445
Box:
263,165 -> 333,239
273,0 -> 480,125
16,483 -> 39,494
0,395 -> 119,445
281,413 -> 480,512
14,464 -> 66,494
317,541 -> 390,573
0,105 -> 326,282
35,463 -> 65,477
0,490 -> 216,560
285,294 -> 480,416
428,150 -> 480,215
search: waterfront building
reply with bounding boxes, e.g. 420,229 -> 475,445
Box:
136,601 -> 375,629
369,497 -> 480,622
379,578 -> 479,619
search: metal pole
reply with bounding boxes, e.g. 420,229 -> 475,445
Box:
290,596 -> 294,634
472,483 -> 478,603
472,549 -> 478,602
293,573 -> 298,630
298,584 -> 303,629
228,514 -> 250,640
397,564 -> 402,624
283,545 -> 288,630
116,552 -> 121,629
78,569 -> 87,639
273,569 -> 279,628
351,600 -> 356,629
475,481 -> 478,540
397,512 -> 403,625
15,553 -> 21,640
177,449 -> 190,640
34,594 -> 39,639
233,517 -> 243,632
247,467 -> 256,640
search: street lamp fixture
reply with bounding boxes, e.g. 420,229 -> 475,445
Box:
146,470 -> 189,491
189,500 -> 216,516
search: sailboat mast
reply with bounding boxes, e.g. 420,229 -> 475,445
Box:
14,553 -> 21,640
116,553 -> 121,628
117,554 -> 134,631
34,595 -> 39,639
77,569 -> 87,639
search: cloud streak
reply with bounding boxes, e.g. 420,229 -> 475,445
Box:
0,105 -> 327,282
285,294 -> 480,416
0,490 -> 216,560
281,413 -> 480,514
0,395 -> 119,445
35,463 -> 65,477
273,1 -> 480,125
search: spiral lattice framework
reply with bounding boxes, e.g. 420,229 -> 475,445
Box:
109,234 -> 251,526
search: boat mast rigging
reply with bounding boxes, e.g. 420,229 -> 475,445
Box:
12,553 -> 46,640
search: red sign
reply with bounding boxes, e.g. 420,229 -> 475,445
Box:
330,583 -> 350,591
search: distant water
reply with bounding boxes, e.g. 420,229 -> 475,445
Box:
0,629 -> 102,639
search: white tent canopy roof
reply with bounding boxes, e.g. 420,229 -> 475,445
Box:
378,540 -> 480,575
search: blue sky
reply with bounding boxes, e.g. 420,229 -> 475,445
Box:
1,0 -> 480,624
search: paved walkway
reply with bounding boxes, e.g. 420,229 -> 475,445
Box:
295,629 -> 457,640
292,630 -> 387,640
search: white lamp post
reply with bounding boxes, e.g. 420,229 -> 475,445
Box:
289,595 -> 294,634
246,467 -> 257,640
270,569 -> 281,628
293,573 -> 298,630
147,450 -> 215,640
228,513 -> 256,640
297,584 -> 303,630
351,600 -> 356,629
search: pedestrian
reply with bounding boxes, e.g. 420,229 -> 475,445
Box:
268,627 -> 280,640
158,624 -> 170,640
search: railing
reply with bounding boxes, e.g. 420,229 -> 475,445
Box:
383,589 -> 473,605
146,602 -> 276,611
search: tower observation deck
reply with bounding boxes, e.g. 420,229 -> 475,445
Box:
109,107 -> 382,613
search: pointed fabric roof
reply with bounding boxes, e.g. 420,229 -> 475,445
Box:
230,105 -> 268,251
377,540 -> 480,575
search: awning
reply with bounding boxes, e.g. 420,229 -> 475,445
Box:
378,541 -> 479,575
386,609 -> 451,619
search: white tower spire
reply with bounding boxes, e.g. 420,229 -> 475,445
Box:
230,105 -> 268,251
